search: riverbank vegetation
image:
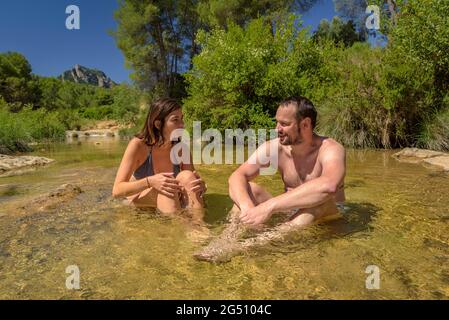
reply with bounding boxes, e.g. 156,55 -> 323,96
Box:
1,0 -> 448,154
0,52 -> 141,153
182,0 -> 449,150
112,0 -> 448,151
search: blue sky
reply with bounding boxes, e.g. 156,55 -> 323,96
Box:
0,0 -> 337,83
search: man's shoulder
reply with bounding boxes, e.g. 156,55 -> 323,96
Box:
322,137 -> 344,148
320,137 -> 345,157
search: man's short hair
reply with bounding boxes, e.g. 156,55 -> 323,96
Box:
279,96 -> 317,129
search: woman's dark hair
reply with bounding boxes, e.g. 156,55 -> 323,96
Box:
135,98 -> 182,146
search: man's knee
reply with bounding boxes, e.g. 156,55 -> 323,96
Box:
248,182 -> 272,205
248,182 -> 262,197
296,199 -> 338,220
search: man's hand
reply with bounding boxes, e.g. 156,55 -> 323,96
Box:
240,202 -> 273,226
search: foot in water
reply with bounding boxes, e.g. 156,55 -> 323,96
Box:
193,237 -> 243,263
186,227 -> 212,244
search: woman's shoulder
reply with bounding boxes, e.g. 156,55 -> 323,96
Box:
127,137 -> 150,154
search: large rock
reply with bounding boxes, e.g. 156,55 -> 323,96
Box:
0,154 -> 55,175
21,184 -> 83,212
392,148 -> 449,171
59,64 -> 116,88
423,156 -> 449,171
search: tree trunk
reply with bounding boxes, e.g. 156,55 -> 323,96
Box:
386,0 -> 397,26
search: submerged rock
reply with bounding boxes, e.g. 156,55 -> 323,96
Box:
21,184 -> 83,212
66,129 -> 118,139
392,148 -> 449,171
423,156 -> 449,171
0,154 -> 55,176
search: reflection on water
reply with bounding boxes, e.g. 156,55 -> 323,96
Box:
0,138 -> 449,299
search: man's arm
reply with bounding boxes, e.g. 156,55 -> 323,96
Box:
228,141 -> 274,211
240,143 -> 346,225
269,143 -> 345,211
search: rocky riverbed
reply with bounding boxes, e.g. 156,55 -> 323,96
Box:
0,154 -> 55,177
392,148 -> 449,171
65,120 -> 122,139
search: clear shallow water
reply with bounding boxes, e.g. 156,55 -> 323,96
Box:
0,138 -> 449,299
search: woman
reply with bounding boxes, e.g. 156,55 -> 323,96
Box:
112,98 -> 206,213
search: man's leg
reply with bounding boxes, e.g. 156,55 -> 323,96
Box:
195,196 -> 341,263
237,198 -> 340,249
232,182 -> 273,210
218,182 -> 272,235
194,182 -> 272,262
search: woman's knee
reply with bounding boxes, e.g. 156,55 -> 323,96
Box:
176,170 -> 197,186
176,170 -> 205,209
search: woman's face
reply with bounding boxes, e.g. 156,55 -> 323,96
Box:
161,108 -> 184,142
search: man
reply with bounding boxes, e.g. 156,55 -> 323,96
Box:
230,96 -> 346,227
195,96 -> 346,262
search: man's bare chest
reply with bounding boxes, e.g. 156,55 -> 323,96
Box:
279,152 -> 322,188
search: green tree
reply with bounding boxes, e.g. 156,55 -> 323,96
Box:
197,0 -> 291,29
333,0 -> 406,38
184,16 -> 324,130
36,77 -> 62,110
0,52 -> 32,79
313,16 -> 363,47
112,0 -> 199,96
318,0 -> 449,150
112,0 -> 321,95
110,84 -> 141,123
0,52 -> 40,109
333,0 -> 367,25
385,0 -> 449,150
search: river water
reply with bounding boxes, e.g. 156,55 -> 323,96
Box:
0,138 -> 448,299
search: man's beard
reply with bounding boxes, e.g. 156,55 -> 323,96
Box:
279,133 -> 303,146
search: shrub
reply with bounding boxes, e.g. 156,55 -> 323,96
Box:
184,15 -> 323,131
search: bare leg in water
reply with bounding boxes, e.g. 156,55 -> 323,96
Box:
127,170 -> 208,241
194,183 -> 340,263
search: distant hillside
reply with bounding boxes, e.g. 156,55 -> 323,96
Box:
59,64 -> 116,88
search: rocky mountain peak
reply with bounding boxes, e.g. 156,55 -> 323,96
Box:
59,65 -> 116,88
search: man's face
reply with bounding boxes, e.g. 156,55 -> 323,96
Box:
275,104 -> 303,146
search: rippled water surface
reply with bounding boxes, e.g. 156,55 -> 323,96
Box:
0,138 -> 448,299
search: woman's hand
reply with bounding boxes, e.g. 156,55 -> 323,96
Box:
147,173 -> 181,198
186,171 -> 207,197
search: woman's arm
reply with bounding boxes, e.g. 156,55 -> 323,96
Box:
112,139 -> 150,198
